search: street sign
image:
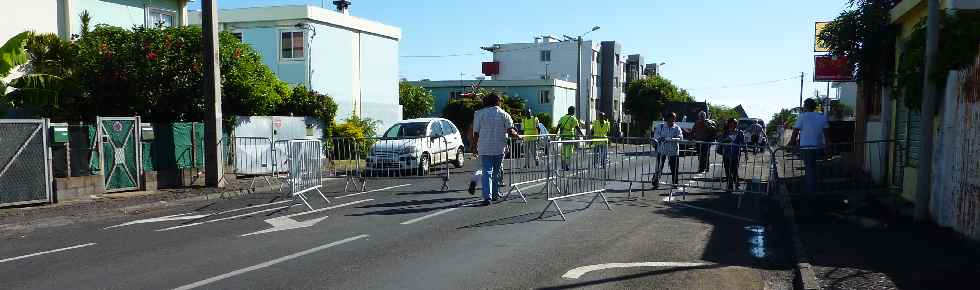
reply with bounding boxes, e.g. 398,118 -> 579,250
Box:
814,22 -> 831,52
814,55 -> 853,82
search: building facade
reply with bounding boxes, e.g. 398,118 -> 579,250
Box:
190,5 -> 403,132
408,79 -> 577,127
599,41 -> 625,134
625,54 -> 645,84
3,0 -> 190,44
483,36 -> 600,123
644,63 -> 660,77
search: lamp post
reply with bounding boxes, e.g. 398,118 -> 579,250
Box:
564,26 -> 600,122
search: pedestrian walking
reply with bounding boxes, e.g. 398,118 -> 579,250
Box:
718,118 -> 745,192
750,119 -> 765,154
653,112 -> 683,189
692,111 -> 716,173
471,93 -> 522,206
557,106 -> 582,170
790,98 -> 829,193
591,112 -> 611,168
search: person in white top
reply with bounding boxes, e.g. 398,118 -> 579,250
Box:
790,98 -> 829,193
471,93 -> 522,205
652,112 -> 684,189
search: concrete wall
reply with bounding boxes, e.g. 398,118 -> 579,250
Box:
73,0 -> 182,35
3,1 -> 63,43
357,33 -> 401,132
54,175 -> 105,201
309,22 -> 356,121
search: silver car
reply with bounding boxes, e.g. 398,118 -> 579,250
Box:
366,118 -> 465,175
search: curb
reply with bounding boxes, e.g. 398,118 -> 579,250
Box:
777,183 -> 820,290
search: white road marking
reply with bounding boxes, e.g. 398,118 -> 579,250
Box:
399,208 -> 459,225
172,235 -> 369,290
239,199 -> 373,237
104,213 -> 212,229
335,184 -> 411,198
157,205 -> 298,232
206,200 -> 294,216
0,243 -> 97,264
561,262 -> 712,279
240,216 -> 328,237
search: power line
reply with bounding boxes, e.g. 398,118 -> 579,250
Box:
687,75 -> 802,91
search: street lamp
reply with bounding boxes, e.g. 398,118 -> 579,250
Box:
563,26 -> 600,122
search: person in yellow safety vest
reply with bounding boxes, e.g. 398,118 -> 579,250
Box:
591,112 -> 611,168
557,106 -> 581,170
521,110 -> 541,167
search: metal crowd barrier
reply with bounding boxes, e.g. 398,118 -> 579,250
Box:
650,140 -> 773,208
284,140 -> 330,210
231,136 -> 282,191
541,139 -> 612,220
502,134 -> 559,203
327,136 -> 456,192
771,140 -> 903,202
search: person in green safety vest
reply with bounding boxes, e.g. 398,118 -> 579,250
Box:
521,109 -> 541,167
591,112 -> 611,168
557,106 -> 581,170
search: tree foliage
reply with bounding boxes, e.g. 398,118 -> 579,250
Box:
398,82 -> 435,119
623,75 -> 694,135
817,0 -> 897,105
440,88 -> 528,137
766,108 -> 798,137
708,104 -> 741,123
4,18 -> 293,122
278,85 -> 338,137
894,10 -> 980,110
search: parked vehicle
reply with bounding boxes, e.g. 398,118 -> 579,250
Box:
366,118 -> 465,175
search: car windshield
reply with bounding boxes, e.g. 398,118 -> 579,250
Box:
382,122 -> 428,139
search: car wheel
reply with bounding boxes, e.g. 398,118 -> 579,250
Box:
419,153 -> 431,175
452,147 -> 464,168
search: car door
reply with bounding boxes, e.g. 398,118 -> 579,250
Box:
428,121 -> 446,163
441,120 -> 463,152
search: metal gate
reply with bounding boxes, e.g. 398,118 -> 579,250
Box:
0,119 -> 53,207
97,117 -> 143,192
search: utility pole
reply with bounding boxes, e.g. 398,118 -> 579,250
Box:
576,36 -> 583,121
799,72 -> 805,111
915,0 -> 940,222
202,0 -> 224,187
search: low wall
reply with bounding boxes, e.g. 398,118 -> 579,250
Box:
54,175 -> 105,201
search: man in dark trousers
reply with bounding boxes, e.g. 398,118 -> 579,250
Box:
691,111 -> 715,173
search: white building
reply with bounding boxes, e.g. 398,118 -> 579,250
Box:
483,36 -> 601,122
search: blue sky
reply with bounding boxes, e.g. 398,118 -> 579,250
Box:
192,0 -> 851,120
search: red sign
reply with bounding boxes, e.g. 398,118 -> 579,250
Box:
273,118 -> 283,129
482,61 -> 500,76
814,55 -> 853,82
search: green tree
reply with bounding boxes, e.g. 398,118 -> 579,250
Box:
277,86 -> 338,137
1,31 -> 80,117
535,112 -> 554,132
623,75 -> 694,136
767,108 -> 798,137
398,81 -> 435,119
817,0 -> 897,108
708,104 -> 741,122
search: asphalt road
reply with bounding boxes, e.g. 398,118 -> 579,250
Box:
0,146 -> 791,290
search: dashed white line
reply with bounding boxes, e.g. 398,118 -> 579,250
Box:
399,208 -> 459,225
335,184 -> 411,198
281,199 -> 373,219
0,242 -> 97,264
171,235 -> 369,290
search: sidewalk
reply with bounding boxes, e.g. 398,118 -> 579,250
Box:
790,194 -> 980,290
0,176 -> 273,239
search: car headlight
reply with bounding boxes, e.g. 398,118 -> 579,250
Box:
401,147 -> 418,154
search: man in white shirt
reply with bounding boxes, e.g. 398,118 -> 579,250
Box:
472,93 -> 522,205
653,112 -> 684,189
790,98 -> 829,193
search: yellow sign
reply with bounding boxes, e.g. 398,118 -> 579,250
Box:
814,22 -> 830,52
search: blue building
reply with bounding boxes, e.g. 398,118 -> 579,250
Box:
190,4 -> 403,133
408,79 -> 576,127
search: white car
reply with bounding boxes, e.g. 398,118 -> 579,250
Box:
366,118 -> 465,174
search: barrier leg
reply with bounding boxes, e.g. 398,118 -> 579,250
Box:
551,201 -> 567,221
600,192 -> 612,210
296,193 -> 314,211
316,187 -> 331,204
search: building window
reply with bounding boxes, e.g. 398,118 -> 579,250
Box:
146,8 -> 177,27
449,91 -> 463,99
232,32 -> 243,41
614,77 -> 619,88
540,50 -> 551,62
539,90 -> 551,104
280,31 -> 305,60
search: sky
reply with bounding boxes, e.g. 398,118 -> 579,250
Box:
191,0 -> 852,121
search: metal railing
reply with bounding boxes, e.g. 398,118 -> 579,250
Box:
327,136 -> 457,192
283,140 -> 330,210
771,140 -> 903,200
541,139 -> 613,220
502,134 -> 559,203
